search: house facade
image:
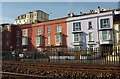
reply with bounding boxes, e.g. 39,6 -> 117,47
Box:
15,10 -> 49,24
66,8 -> 117,49
32,18 -> 67,51
113,9 -> 120,48
0,24 -> 18,51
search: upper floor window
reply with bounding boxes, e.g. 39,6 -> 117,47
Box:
37,28 -> 42,35
16,31 -> 20,37
100,31 -> 111,41
89,32 -> 94,41
74,33 -> 82,43
48,36 -> 50,44
88,22 -> 92,29
100,18 -> 110,28
36,37 -> 42,46
56,35 -> 62,44
22,29 -> 28,36
22,37 -> 28,45
47,26 -> 50,34
6,32 -> 9,39
56,26 -> 62,33
73,22 -> 81,31
16,40 -> 19,46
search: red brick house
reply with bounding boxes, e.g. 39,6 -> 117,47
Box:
32,17 -> 67,51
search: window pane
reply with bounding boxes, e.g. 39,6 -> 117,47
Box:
74,33 -> 82,42
37,28 -> 42,35
36,37 -> 42,46
101,31 -> 111,41
100,18 -> 110,28
56,35 -> 61,44
48,36 -> 50,44
47,27 -> 50,33
88,22 -> 92,29
22,37 -> 28,45
22,29 -> 28,36
56,26 -> 62,33
73,22 -> 81,31
89,32 -> 93,41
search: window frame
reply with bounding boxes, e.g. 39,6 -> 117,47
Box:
36,37 -> 42,46
88,21 -> 92,29
73,22 -> 81,31
100,18 -> 110,28
37,28 -> 42,35
47,36 -> 50,44
74,33 -> 82,43
89,32 -> 94,42
55,35 -> 61,44
22,37 -> 28,45
22,29 -> 28,36
56,26 -> 62,33
47,26 -> 51,34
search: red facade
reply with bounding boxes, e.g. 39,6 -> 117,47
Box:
2,24 -> 18,51
2,18 -> 67,52
32,18 -> 67,51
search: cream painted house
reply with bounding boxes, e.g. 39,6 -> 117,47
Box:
113,9 -> 120,48
15,10 -> 49,24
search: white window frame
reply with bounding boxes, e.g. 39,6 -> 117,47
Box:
89,32 -> 94,41
22,37 -> 28,45
22,29 -> 28,36
48,36 -> 50,44
55,35 -> 62,44
36,37 -> 42,46
74,33 -> 82,43
56,26 -> 62,33
37,28 -> 42,35
100,31 -> 111,41
47,26 -> 51,33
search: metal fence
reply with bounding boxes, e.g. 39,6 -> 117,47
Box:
2,47 -> 120,65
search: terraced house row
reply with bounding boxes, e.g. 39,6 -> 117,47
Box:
1,7 -> 120,52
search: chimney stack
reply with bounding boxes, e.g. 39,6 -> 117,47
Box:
97,6 -> 101,13
68,12 -> 74,17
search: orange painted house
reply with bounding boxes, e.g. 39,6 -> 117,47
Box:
32,17 -> 67,51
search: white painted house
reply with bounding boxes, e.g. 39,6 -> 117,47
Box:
66,7 -> 114,49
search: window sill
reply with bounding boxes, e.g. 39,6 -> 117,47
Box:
88,28 -> 93,30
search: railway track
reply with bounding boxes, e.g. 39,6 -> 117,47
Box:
2,61 -> 120,79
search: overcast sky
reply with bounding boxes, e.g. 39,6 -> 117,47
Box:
1,2 -> 119,24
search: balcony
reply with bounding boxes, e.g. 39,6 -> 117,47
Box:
73,42 -> 83,46
99,26 -> 113,31
100,40 -> 113,44
88,41 -> 96,45
72,30 -> 83,33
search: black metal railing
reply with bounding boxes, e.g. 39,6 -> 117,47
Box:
2,47 -> 120,65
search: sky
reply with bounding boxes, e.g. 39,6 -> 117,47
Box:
1,2 -> 119,24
